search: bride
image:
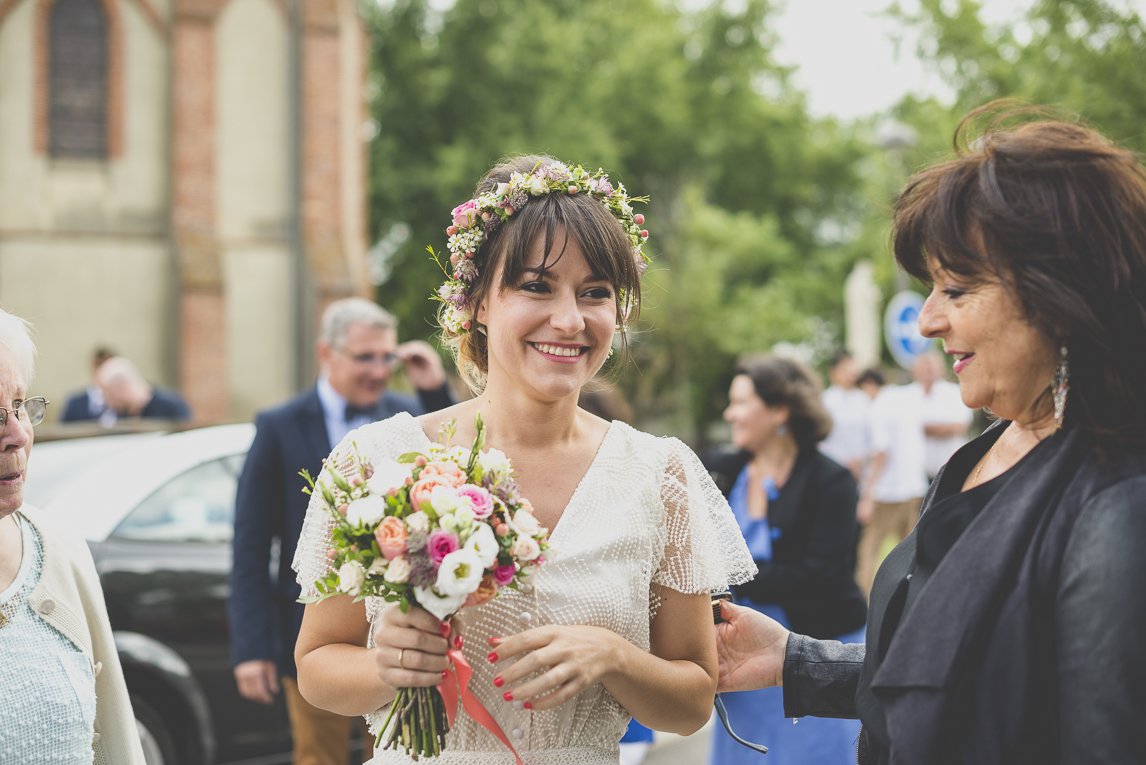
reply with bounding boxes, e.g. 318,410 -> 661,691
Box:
293,156 -> 755,764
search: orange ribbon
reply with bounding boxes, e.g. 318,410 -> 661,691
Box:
437,644 -> 525,765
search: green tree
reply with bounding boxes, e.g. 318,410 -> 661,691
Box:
363,0 -> 874,444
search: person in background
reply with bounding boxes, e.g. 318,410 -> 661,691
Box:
706,355 -> 866,765
856,367 -> 886,401
0,309 -> 145,764
96,356 -> 192,422
229,297 -> 452,765
912,351 -> 972,481
60,346 -> 115,424
854,370 -> 928,597
819,350 -> 871,481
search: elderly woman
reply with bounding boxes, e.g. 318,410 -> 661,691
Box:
714,107 -> 1146,764
706,355 -> 866,765
0,309 -> 145,764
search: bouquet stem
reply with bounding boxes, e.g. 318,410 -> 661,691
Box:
376,686 -> 450,759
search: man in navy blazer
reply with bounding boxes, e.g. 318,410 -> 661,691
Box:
228,298 -> 452,765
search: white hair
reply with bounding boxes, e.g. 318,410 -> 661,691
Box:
319,297 -> 398,347
0,308 -> 35,386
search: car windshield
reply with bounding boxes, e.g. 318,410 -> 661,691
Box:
23,433 -> 166,508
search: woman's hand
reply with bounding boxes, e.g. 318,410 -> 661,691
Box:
715,600 -> 789,693
372,605 -> 462,689
486,625 -> 625,711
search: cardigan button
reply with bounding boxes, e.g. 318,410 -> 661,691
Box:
511,728 -> 524,739
92,732 -> 101,744
38,599 -> 56,614
94,662 -> 103,677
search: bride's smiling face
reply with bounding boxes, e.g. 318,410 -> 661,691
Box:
476,226 -> 617,401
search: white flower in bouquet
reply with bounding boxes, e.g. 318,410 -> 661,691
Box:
346,494 -> 388,526
337,561 -> 366,596
414,584 -> 466,621
429,485 -> 462,515
368,461 -> 412,496
384,556 -> 411,584
406,511 -> 431,534
512,509 -> 541,535
446,445 -> 471,463
453,502 -> 476,528
511,536 -> 541,562
478,447 -> 511,477
464,522 -> 499,568
368,558 -> 388,575
436,548 -> 485,597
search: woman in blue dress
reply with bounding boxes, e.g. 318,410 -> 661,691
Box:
706,355 -> 867,765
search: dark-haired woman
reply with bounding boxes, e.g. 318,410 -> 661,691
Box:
714,106 -> 1146,765
294,156 -> 755,764
707,355 -> 866,765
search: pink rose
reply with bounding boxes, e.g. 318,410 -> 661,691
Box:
428,529 -> 460,566
457,485 -> 494,519
420,461 -> 467,488
452,200 -> 479,229
493,563 -> 516,586
410,475 -> 451,514
374,516 -> 408,560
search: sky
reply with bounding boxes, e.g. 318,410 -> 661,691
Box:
771,0 -> 1146,119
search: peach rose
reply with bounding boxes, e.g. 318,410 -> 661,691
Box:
420,461 -> 467,488
464,574 -> 499,607
374,516 -> 408,560
410,475 -> 451,514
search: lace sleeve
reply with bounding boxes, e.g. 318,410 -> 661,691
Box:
652,437 -> 757,598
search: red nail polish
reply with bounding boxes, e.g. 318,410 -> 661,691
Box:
494,676 -> 504,687
442,671 -> 449,679
503,691 -> 513,702
524,702 -> 532,710
454,635 -> 464,649
439,622 -> 451,637
487,636 -> 503,645
487,652 -> 499,663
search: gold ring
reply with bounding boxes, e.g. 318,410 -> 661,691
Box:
398,649 -> 406,670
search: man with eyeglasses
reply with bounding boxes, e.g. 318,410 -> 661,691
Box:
229,298 -> 452,765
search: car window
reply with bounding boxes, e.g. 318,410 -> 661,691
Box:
112,457 -> 240,543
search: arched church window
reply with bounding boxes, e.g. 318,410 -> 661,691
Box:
49,0 -> 108,157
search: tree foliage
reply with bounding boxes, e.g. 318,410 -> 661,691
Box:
363,0 -> 872,443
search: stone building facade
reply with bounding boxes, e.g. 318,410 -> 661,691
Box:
0,0 -> 370,423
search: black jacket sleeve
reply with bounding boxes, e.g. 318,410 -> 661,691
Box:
417,384 -> 454,415
228,412 -> 287,666
1055,476 -> 1146,764
735,465 -> 858,604
782,632 -> 865,719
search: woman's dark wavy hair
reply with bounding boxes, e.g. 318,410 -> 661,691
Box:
735,355 -> 832,450
893,101 -> 1146,456
444,155 -> 641,392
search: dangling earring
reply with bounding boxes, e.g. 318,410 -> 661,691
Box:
1053,345 -> 1070,432
776,424 -> 788,436
477,324 -> 487,336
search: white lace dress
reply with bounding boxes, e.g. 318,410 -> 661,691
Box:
294,413 -> 756,765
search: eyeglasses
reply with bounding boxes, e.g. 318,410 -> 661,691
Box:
335,348 -> 400,367
0,397 -> 49,428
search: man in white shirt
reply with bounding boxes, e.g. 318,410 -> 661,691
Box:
819,350 -> 871,480
914,351 -> 973,480
855,379 -> 929,596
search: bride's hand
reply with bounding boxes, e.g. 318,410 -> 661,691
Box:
486,625 -> 624,711
373,605 -> 462,689
715,600 -> 789,693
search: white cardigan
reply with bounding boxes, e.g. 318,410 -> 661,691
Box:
19,504 -> 146,765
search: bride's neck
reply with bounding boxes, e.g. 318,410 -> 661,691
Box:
475,377 -> 582,451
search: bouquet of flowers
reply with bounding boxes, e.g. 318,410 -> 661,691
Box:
300,413 -> 551,760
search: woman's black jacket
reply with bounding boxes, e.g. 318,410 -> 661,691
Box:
781,424 -> 1146,765
704,446 -> 867,640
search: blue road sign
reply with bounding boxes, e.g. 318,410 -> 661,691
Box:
884,291 -> 935,369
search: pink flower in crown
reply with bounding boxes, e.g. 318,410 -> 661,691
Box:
493,563 -> 517,586
452,200 -> 479,229
428,529 -> 460,566
456,485 -> 494,519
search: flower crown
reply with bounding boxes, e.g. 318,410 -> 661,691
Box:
432,160 -> 650,335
